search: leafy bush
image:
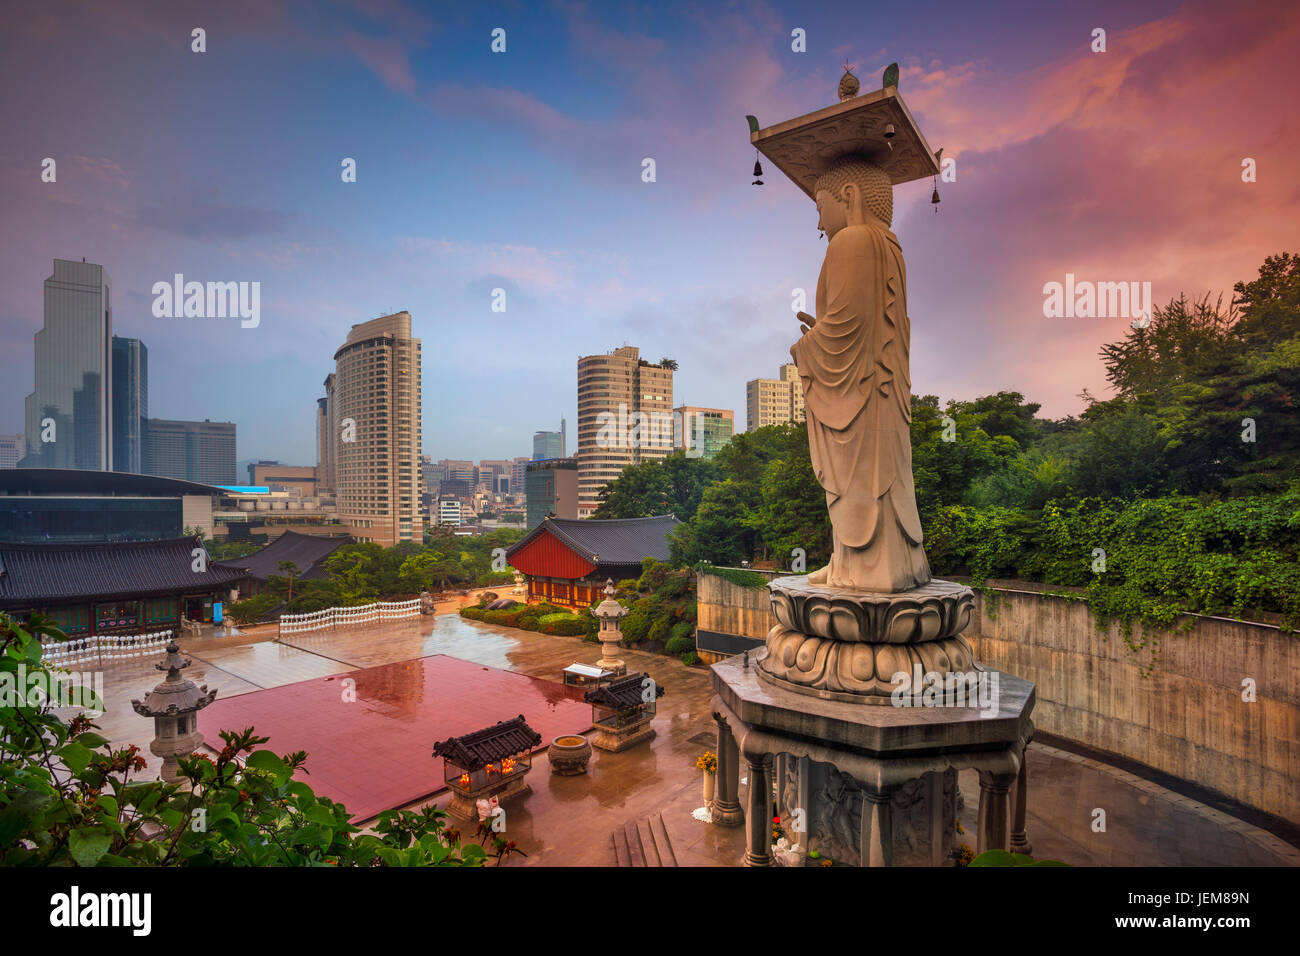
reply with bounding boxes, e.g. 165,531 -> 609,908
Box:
680,651 -> 698,666
665,632 -> 695,655
698,564 -> 769,590
460,606 -> 487,621
648,615 -> 673,645
226,593 -> 279,625
928,487 -> 1300,647
0,613 -> 489,867
538,613 -> 586,636
621,606 -> 652,645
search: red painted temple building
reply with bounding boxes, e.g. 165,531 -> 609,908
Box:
505,515 -> 679,609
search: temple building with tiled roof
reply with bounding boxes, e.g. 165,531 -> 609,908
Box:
504,514 -> 679,609
0,535 -> 246,637
215,529 -> 352,596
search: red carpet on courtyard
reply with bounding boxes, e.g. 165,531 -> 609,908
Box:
200,654 -> 592,821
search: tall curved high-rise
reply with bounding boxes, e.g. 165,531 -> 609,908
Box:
331,312 -> 422,545
576,346 -> 674,517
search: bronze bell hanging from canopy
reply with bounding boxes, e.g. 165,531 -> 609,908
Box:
752,155 -> 764,186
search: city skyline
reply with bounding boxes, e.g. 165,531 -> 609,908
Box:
2,0 -> 1298,463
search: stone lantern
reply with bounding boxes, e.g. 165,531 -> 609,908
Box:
591,579 -> 628,677
131,641 -> 217,784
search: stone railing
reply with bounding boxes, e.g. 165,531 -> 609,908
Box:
42,630 -> 174,668
278,599 -> 421,636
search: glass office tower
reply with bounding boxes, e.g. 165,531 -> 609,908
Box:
21,259 -> 113,470
111,336 -> 148,474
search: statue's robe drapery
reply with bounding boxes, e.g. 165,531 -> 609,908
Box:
791,222 -> 931,592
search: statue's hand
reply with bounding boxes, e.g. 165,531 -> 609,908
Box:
797,310 -> 817,334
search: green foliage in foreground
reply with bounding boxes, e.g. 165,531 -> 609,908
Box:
968,850 -> 1071,867
0,612 -> 485,867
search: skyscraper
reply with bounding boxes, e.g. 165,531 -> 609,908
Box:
111,336 -> 147,474
746,363 -> 805,431
316,372 -> 336,493
532,418 -> 566,460
21,259 -> 113,470
576,346 -> 674,517
526,458 -> 578,528
0,435 -> 23,470
143,418 -> 236,484
332,312 -> 422,546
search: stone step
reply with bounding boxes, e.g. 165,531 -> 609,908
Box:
611,813 -> 678,866
648,813 -> 679,867
610,827 -> 631,867
624,820 -> 648,866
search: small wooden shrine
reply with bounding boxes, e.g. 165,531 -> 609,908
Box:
583,672 -> 664,752
433,715 -> 542,820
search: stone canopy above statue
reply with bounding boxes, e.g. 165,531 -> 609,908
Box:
748,71 -> 940,196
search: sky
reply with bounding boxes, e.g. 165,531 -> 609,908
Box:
1,0 -> 1297,464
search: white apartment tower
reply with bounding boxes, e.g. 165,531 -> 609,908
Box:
746,363 -> 805,432
331,312 -> 422,545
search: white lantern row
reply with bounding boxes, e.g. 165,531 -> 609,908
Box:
42,629 -> 174,668
278,599 -> 421,636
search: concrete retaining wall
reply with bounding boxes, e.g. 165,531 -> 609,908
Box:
968,584 -> 1299,825
697,572 -> 1300,824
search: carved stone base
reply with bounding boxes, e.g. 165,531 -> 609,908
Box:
768,576 -> 975,644
760,576 -> 979,703
590,716 -> 656,752
761,626 -> 978,703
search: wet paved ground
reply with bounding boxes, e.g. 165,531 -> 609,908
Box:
66,594 -> 1300,867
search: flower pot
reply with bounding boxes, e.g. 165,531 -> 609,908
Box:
703,770 -> 716,805
548,734 -> 592,775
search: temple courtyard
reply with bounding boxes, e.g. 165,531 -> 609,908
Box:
68,595 -> 1300,867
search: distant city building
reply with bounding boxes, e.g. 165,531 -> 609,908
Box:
111,336 -> 147,474
511,456 -> 531,495
746,363 -> 805,431
437,459 -> 476,497
210,486 -> 341,540
673,405 -> 734,459
532,418 -> 566,460
22,259 -> 114,470
316,372 -> 336,493
247,461 -> 318,496
332,312 -> 422,546
0,435 -> 22,470
525,458 -> 578,529
477,458 -> 513,493
0,468 -> 221,543
576,346 -> 675,517
144,418 -> 237,485
437,496 -> 462,526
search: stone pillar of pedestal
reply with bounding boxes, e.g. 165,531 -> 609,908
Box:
859,784 -> 897,867
1010,745 -> 1032,855
713,711 -> 744,827
977,770 -> 1016,854
743,753 -> 773,866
